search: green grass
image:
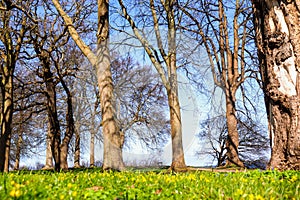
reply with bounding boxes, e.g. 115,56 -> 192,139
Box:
0,168 -> 299,199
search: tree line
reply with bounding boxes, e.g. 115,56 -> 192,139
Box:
0,0 -> 299,172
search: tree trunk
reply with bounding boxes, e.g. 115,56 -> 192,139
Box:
252,0 -> 300,170
225,93 -> 244,167
59,73 -> 75,171
166,0 -> 187,172
98,0 -> 125,171
74,123 -> 80,168
168,90 -> 186,171
0,65 -> 14,172
90,132 -> 95,167
4,133 -> 11,172
44,129 -> 54,169
43,60 -> 61,171
13,132 -> 22,170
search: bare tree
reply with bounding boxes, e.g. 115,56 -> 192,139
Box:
197,114 -> 269,168
252,0 -> 300,170
197,115 -> 227,167
112,54 -> 169,151
117,0 -> 187,171
180,0 -> 258,167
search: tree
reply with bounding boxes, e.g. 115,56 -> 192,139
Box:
52,0 -> 125,170
180,0 -> 258,167
11,71 -> 45,170
252,0 -> 300,170
197,115 -> 227,167
117,0 -> 187,171
111,54 -> 169,151
197,114 -> 269,168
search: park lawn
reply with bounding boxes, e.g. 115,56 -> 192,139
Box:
0,168 -> 299,199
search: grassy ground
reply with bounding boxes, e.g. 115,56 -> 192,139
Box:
0,167 -> 299,199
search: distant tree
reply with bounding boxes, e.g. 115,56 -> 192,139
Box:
11,76 -> 45,170
197,115 -> 227,167
197,114 -> 269,168
111,54 -> 169,151
252,0 -> 300,170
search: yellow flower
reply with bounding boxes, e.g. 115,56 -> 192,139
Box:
72,191 -> 77,197
9,189 -> 21,198
248,194 -> 255,200
10,180 -> 16,186
67,183 -> 73,188
59,194 -> 65,200
290,175 -> 297,183
255,194 -> 264,200
235,189 -> 243,196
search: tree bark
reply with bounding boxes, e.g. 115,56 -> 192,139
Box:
252,0 -> 300,170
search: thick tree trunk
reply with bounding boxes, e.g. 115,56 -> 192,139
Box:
253,0 -> 300,170
98,0 -> 125,171
225,94 -> 244,167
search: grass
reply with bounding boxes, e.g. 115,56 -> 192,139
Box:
0,168 -> 299,199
